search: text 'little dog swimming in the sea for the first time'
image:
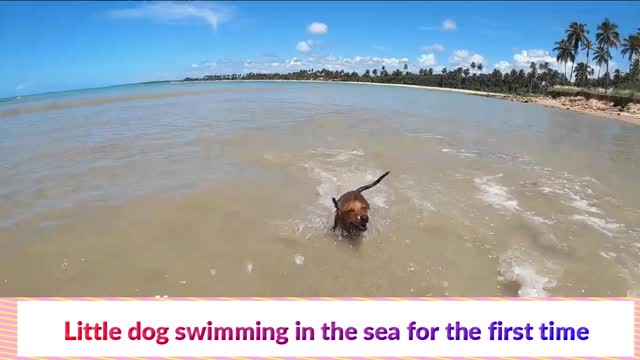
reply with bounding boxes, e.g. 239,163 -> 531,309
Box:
64,320 -> 590,345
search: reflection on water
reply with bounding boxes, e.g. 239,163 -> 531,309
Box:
0,81 -> 639,297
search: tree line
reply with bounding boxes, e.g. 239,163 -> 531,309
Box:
184,19 -> 639,96
554,18 -> 639,90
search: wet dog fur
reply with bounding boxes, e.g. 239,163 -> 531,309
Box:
331,171 -> 390,237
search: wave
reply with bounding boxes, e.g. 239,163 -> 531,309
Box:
499,249 -> 558,297
474,174 -> 519,212
570,214 -> 625,237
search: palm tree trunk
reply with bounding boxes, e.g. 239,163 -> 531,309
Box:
605,62 -> 609,94
569,61 -> 575,83
564,62 -> 567,80
604,45 -> 610,94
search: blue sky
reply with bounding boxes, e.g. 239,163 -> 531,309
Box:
1,1 -> 638,98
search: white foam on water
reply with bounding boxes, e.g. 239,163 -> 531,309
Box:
310,148 -> 365,162
599,251 -> 617,259
567,193 -> 602,214
537,174 -> 604,214
499,250 -> 557,297
570,214 -> 625,237
456,150 -> 477,158
524,212 -> 555,225
474,175 -> 520,212
509,265 -> 554,297
439,147 -> 478,159
407,132 -> 447,140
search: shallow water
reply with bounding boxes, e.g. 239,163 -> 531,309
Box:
1,81 -> 639,297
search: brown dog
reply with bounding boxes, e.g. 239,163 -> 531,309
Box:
331,171 -> 390,237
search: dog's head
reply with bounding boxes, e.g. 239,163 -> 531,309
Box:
339,200 -> 370,232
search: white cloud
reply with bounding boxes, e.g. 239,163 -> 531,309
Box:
110,1 -> 231,31
512,49 -> 556,69
421,43 -> 445,52
307,22 -> 328,35
448,50 -> 485,69
420,19 -> 457,32
195,52 -> 448,77
296,41 -> 312,53
418,53 -> 437,67
555,60 -> 574,76
248,55 -> 411,74
191,64 -> 200,69
287,58 -> 303,67
494,60 -> 512,73
442,19 -> 457,31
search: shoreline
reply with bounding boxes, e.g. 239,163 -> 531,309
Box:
208,79 -> 640,125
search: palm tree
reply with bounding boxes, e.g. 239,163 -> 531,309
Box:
528,62 -> 538,93
621,34 -> 640,73
565,22 -> 589,82
592,46 -> 611,80
596,18 -> 621,91
582,38 -> 593,67
537,61 -> 550,88
631,59 -> 640,81
554,39 -> 575,80
573,62 -> 593,87
538,61 -> 550,72
470,62 -> 477,74
612,69 -> 623,86
477,63 -> 483,72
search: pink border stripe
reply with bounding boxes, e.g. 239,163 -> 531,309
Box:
0,297 -> 637,360
5,296 -> 639,301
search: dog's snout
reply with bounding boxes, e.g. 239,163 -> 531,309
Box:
361,214 -> 369,223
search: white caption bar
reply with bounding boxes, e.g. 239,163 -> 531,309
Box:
18,300 -> 634,357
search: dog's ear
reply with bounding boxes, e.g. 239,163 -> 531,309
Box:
332,197 -> 339,209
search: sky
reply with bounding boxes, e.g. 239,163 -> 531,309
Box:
1,1 -> 639,98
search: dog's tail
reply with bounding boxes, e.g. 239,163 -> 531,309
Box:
356,171 -> 390,193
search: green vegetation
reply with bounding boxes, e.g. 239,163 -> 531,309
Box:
184,65 -> 569,96
184,19 -> 640,99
